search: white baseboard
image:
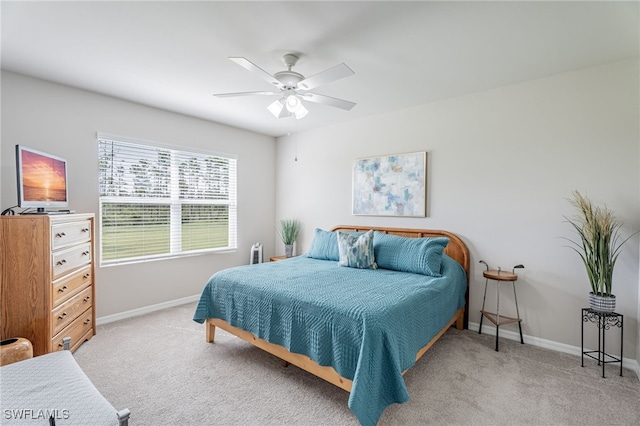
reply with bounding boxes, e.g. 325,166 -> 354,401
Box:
469,321 -> 640,381
96,294 -> 200,325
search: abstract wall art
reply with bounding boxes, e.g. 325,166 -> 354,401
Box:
352,151 -> 426,217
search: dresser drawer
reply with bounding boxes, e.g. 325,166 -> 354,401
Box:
52,286 -> 92,335
51,219 -> 92,250
51,308 -> 93,353
52,265 -> 92,305
52,242 -> 92,279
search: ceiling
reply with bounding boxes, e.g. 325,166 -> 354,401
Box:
2,1 -> 638,138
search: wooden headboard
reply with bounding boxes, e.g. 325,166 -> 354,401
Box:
331,225 -> 470,328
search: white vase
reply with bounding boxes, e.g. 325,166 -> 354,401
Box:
588,292 -> 616,313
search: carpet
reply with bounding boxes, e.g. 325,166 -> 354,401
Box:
73,302 -> 640,425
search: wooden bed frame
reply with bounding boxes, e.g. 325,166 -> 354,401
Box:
205,225 -> 470,393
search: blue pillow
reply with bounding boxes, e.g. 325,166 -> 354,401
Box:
337,230 -> 377,269
306,228 -> 340,261
373,232 -> 449,276
306,229 -> 365,261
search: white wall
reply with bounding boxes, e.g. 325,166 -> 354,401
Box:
2,59 -> 637,362
1,71 -> 276,317
275,59 -> 640,359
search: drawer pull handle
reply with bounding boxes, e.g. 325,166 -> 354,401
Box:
81,228 -> 89,233
58,285 -> 68,293
55,232 -> 66,238
58,312 -> 68,320
83,319 -> 91,325
83,296 -> 91,302
82,251 -> 90,256
83,274 -> 90,279
56,259 -> 67,266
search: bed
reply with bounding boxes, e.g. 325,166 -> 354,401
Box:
193,226 -> 469,425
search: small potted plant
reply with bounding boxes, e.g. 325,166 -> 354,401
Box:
278,219 -> 300,258
565,190 -> 635,312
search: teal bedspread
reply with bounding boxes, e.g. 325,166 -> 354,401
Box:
193,255 -> 466,425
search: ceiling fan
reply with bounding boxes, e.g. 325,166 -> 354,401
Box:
213,53 -> 356,119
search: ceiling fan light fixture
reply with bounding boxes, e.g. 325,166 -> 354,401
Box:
294,103 -> 308,119
285,94 -> 301,112
267,98 -> 289,118
267,96 -> 308,120
214,53 -> 356,120
217,55 -> 356,122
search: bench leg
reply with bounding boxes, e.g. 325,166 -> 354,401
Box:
117,409 -> 131,426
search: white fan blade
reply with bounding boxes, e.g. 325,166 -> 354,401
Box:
213,91 -> 279,98
297,63 -> 354,91
300,92 -> 356,111
229,57 -> 283,88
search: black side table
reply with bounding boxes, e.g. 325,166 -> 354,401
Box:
581,308 -> 623,378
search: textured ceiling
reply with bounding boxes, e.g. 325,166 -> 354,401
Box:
2,1 -> 638,137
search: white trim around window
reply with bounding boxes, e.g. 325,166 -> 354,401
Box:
97,132 -> 237,266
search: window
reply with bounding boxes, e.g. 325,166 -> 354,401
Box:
97,134 -> 237,266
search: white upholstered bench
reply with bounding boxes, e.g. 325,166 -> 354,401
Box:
0,339 -> 129,425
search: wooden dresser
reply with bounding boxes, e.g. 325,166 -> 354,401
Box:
0,213 -> 96,356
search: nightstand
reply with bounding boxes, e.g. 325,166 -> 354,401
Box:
269,256 -> 288,262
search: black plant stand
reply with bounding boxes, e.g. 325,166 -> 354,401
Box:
581,308 -> 623,378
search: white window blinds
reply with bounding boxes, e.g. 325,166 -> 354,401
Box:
97,134 -> 237,266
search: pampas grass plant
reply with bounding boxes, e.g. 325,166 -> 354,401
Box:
565,190 -> 633,297
278,219 -> 300,245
